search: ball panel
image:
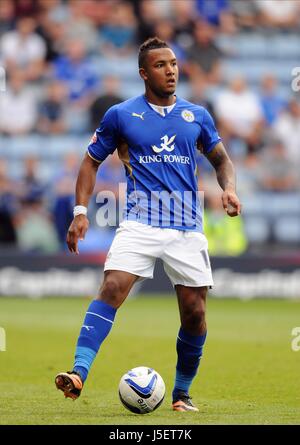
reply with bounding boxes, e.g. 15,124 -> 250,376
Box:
118,366 -> 165,414
118,390 -> 142,414
124,373 -> 157,399
152,394 -> 165,412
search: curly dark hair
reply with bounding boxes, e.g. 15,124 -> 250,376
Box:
138,37 -> 169,68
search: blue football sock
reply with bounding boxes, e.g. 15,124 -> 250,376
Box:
73,300 -> 116,383
172,327 -> 207,400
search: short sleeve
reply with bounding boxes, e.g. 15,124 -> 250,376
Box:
198,108 -> 221,155
87,105 -> 120,162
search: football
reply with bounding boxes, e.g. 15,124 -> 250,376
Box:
118,366 -> 165,414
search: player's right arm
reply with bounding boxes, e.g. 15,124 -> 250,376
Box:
67,153 -> 101,254
67,104 -> 120,254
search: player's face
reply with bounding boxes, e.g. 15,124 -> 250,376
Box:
140,48 -> 179,98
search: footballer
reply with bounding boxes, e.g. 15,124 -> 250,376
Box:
55,37 -> 241,412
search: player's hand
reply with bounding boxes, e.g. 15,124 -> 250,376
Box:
222,189 -> 242,217
66,215 -> 89,254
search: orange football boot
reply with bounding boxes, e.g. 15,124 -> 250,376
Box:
172,392 -> 199,412
55,371 -> 83,400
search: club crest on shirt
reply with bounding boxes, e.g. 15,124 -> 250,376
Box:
181,109 -> 194,123
90,132 -> 97,144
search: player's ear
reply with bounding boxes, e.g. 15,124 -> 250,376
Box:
139,67 -> 148,81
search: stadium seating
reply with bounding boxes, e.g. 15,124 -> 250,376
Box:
1,0 -> 299,254
242,193 -> 300,244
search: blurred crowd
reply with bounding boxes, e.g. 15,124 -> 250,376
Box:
0,0 -> 300,254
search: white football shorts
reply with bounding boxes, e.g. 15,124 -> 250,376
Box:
104,220 -> 213,287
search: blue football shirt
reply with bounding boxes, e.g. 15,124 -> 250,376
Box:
87,95 -> 221,232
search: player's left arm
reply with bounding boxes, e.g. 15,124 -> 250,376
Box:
205,141 -> 242,217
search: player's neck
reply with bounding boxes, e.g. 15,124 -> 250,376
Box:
144,91 -> 176,107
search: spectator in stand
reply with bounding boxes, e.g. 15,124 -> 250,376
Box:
98,1 -> 137,57
214,76 -> 264,154
235,153 -> 260,197
15,189 -> 60,253
134,0 -> 164,44
260,74 -> 287,126
52,38 -> 99,133
186,19 -> 223,85
0,159 -> 17,246
203,188 -> 247,256
47,0 -> 99,55
52,152 -> 79,246
0,69 -> 37,135
37,80 -> 68,135
77,0 -> 112,29
153,18 -> 187,71
230,0 -> 257,31
171,0 -> 195,52
188,74 -> 215,118
34,0 -> 68,63
257,138 -> 299,192
0,0 -> 15,35
53,37 -> 99,104
273,98 -> 300,163
89,75 -> 123,131
255,0 -> 300,30
17,156 -> 46,203
13,0 -> 39,18
0,16 -> 46,81
229,0 -> 258,31
12,155 -> 59,253
195,0 -> 237,34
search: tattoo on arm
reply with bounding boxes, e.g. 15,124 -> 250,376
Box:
205,142 -> 236,191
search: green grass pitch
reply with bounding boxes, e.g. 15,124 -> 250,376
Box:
0,295 -> 300,425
